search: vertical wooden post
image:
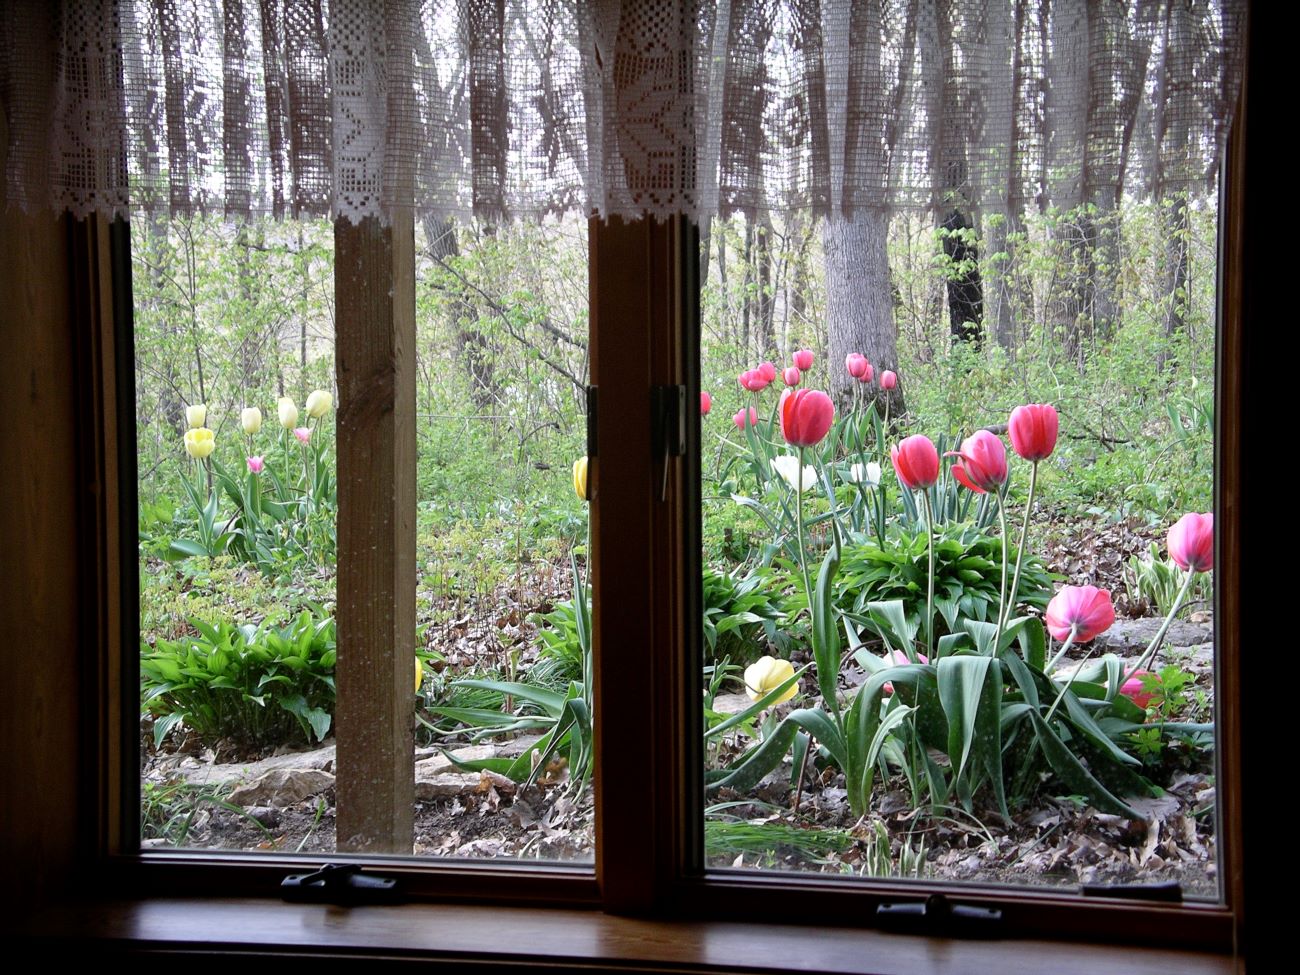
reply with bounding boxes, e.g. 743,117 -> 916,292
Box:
334,212 -> 417,854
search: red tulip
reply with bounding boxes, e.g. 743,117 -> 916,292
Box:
1168,512 -> 1213,573
1008,403 -> 1059,461
782,366 -> 801,387
890,435 -> 939,491
1044,585 -> 1115,643
882,649 -> 929,695
732,406 -> 759,430
793,349 -> 814,371
947,430 -> 1008,494
739,369 -> 769,392
880,370 -> 897,390
1120,670 -> 1157,710
860,363 -> 874,384
758,361 -> 777,383
779,389 -> 835,447
846,353 -> 869,379
700,392 -> 712,416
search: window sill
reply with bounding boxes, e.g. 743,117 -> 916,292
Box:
21,897 -> 1237,973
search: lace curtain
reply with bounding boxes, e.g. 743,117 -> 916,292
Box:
1,0 -> 1246,223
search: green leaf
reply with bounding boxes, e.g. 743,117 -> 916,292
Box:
1027,708 -> 1140,818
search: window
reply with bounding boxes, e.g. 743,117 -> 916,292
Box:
1,0 -> 1262,964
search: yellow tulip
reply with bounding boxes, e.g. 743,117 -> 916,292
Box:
305,389 -> 333,418
415,656 -> 424,693
277,396 -> 298,429
185,403 -> 206,429
241,407 -> 262,435
743,655 -> 797,704
573,455 -> 589,502
183,427 -> 215,460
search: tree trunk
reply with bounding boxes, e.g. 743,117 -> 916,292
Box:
424,216 -> 498,409
940,209 -> 983,346
823,210 -> 904,415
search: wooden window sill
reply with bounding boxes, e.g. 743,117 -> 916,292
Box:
20,897 -> 1237,973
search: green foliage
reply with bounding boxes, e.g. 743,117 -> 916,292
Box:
141,608 -> 337,750
141,778 -> 269,846
702,565 -> 790,664
1127,542 -> 1213,617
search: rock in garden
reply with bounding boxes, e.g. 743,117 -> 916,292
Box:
227,768 -> 335,807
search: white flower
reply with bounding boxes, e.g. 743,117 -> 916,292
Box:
185,403 -> 207,429
847,461 -> 882,487
743,656 -> 798,704
770,455 -> 818,492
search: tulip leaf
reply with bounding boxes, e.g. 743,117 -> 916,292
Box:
168,538 -> 211,559
937,656 -> 1008,819
811,547 -> 843,713
453,679 -> 566,718
1028,708 -> 1140,818
1017,617 -> 1047,670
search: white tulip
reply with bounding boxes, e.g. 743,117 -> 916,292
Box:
770,455 -> 817,492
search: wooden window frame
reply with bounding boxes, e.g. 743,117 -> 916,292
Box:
3,1 -> 1267,967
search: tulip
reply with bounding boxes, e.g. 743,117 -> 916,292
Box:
779,388 -> 834,447
890,435 -> 939,491
1044,585 -> 1115,643
278,396 -> 299,429
246,455 -> 265,474
860,363 -> 874,384
732,407 -> 759,430
880,370 -> 897,390
782,366 -> 801,387
881,649 -> 928,695
743,655 -> 798,704
305,389 -> 333,419
1008,403 -> 1058,461
1118,670 -> 1157,710
1168,512 -> 1213,573
293,427 -> 312,445
240,407 -> 262,435
947,430 -> 1009,494
415,656 -> 425,693
738,369 -> 769,392
185,403 -> 207,429
792,349 -> 814,371
847,461 -> 882,486
845,353 -> 869,379
771,455 -> 817,492
573,455 -> 589,501
758,361 -> 777,384
183,427 -> 215,460
700,392 -> 712,416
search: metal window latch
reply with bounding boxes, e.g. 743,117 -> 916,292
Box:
281,863 -> 403,905
875,893 -> 1002,937
652,384 -> 686,501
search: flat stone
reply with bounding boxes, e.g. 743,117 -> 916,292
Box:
227,767 -> 334,806
711,692 -> 752,715
415,744 -> 497,780
1094,618 -> 1213,653
415,769 -> 517,800
178,743 -> 337,788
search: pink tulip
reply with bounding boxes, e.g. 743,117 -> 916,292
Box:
1168,512 -> 1213,573
782,366 -> 801,387
946,430 -> 1008,494
293,427 -> 312,445
733,407 -> 759,430
700,391 -> 712,416
846,353 -> 869,379
793,349 -> 814,371
1119,670 -> 1157,710
882,649 -> 929,695
739,369 -> 769,392
1044,585 -> 1115,643
860,363 -> 874,384
890,435 -> 939,491
758,361 -> 777,384
880,370 -> 897,390
779,389 -> 835,447
246,455 -> 265,474
1008,403 -> 1059,461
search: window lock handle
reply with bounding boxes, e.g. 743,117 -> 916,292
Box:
281,863 -> 404,905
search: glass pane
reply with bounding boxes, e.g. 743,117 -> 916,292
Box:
136,214 -> 593,862
699,198 -> 1219,895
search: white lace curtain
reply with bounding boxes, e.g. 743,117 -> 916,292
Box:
1,0 -> 1246,224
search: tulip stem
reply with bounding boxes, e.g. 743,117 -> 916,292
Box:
921,490 -> 935,660
1044,633 -> 1077,675
1044,644 -> 1095,724
794,447 -> 815,632
993,490 -> 1010,652
1118,567 -> 1198,692
1000,460 -> 1039,634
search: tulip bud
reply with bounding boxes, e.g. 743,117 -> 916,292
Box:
779,388 -> 834,447
186,403 -> 207,429
861,363 -> 874,383
183,427 -> 215,460
845,353 -> 868,379
743,656 -> 798,704
880,370 -> 897,390
732,407 -> 759,430
415,656 -> 424,693
738,369 -> 769,392
240,407 -> 263,435
881,649 -> 928,695
278,397 -> 299,429
1008,403 -> 1059,461
792,349 -> 814,371
848,461 -> 882,486
782,366 -> 801,387
700,391 -> 712,416
758,362 -> 777,383
770,455 -> 817,492
946,430 -> 1008,495
1044,585 -> 1116,643
293,427 -> 312,445
247,455 -> 265,474
573,456 -> 589,501
305,389 -> 333,419
1119,670 -> 1157,710
1168,512 -> 1213,573
891,435 -> 939,490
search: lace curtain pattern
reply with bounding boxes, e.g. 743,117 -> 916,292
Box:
1,0 -> 1246,223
